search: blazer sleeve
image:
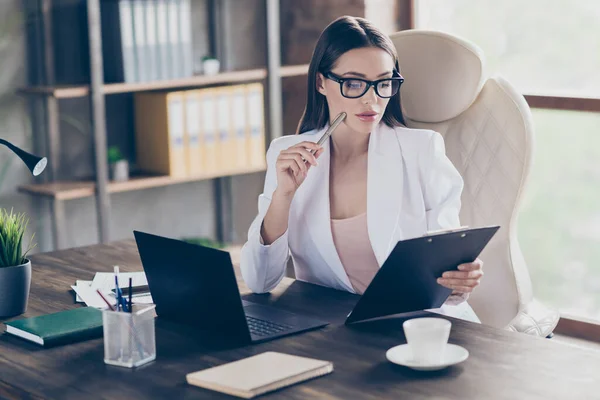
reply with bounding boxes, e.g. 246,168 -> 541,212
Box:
239,140 -> 291,294
421,131 -> 470,305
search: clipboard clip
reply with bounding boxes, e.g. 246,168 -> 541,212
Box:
424,225 -> 470,237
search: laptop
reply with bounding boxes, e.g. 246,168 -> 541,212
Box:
133,230 -> 328,344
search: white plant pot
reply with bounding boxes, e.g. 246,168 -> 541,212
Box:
203,59 -> 220,75
110,160 -> 129,182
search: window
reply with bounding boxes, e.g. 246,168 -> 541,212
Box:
519,109 -> 600,320
415,1 -> 600,321
415,0 -> 600,97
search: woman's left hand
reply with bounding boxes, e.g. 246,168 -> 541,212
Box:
437,258 -> 484,295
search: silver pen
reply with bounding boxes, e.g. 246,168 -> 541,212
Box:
308,112 -> 347,158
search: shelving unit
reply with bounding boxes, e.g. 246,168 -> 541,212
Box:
18,0 -> 305,250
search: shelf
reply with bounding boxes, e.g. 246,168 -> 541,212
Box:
280,64 -> 309,77
18,68 -> 269,99
17,85 -> 90,99
18,165 -> 267,200
103,69 -> 267,95
18,65 -> 310,99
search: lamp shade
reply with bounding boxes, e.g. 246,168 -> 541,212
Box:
0,138 -> 47,176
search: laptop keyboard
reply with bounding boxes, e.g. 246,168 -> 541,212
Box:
246,316 -> 294,337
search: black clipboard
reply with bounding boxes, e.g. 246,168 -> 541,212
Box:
345,225 -> 500,324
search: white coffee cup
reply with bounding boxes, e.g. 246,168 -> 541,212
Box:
403,317 -> 451,364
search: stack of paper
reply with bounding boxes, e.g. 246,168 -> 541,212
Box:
71,271 -> 153,309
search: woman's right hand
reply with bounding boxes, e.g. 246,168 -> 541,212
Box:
274,141 -> 324,197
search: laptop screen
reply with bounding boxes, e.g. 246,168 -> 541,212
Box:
134,231 -> 250,341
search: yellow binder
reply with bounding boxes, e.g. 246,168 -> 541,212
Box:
231,85 -> 249,170
184,90 -> 203,176
246,83 -> 266,169
134,91 -> 187,178
216,86 -> 234,173
200,87 -> 219,175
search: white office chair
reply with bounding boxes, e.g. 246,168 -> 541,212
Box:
389,30 -> 560,337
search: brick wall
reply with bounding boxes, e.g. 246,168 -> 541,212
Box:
280,0 -> 366,135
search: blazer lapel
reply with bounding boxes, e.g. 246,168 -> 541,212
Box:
297,123 -> 405,290
298,126 -> 354,292
367,123 -> 405,266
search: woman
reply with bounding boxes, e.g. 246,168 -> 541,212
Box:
240,16 -> 484,322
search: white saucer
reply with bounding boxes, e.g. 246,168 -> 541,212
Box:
386,344 -> 469,371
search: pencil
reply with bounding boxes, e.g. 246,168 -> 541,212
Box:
96,289 -> 115,311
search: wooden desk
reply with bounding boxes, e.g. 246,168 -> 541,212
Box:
0,240 -> 598,399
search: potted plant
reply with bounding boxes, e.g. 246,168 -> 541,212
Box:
0,209 -> 35,317
201,55 -> 220,76
107,146 -> 129,182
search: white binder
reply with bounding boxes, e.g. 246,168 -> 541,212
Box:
144,0 -> 158,82
178,0 -> 193,78
118,0 -> 137,83
132,0 -> 147,82
166,0 -> 181,79
155,0 -> 170,80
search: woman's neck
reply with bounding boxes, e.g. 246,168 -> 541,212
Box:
330,125 -> 370,162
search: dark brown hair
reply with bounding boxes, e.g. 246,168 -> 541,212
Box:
296,16 -> 406,134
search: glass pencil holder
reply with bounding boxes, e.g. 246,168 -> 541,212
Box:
102,304 -> 156,368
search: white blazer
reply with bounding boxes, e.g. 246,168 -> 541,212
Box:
240,122 -> 480,323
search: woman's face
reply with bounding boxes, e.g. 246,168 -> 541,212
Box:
317,46 -> 396,135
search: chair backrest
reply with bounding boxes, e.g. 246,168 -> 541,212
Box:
389,30 -> 535,328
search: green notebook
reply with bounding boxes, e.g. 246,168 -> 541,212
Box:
4,307 -> 103,347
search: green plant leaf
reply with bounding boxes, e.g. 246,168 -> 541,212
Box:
0,234 -> 8,267
107,146 -> 124,164
0,208 -> 32,267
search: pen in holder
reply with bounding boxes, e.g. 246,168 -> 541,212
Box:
102,304 -> 156,368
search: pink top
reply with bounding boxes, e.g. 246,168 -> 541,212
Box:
330,212 -> 380,294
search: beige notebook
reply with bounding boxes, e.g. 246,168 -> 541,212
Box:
186,352 -> 333,398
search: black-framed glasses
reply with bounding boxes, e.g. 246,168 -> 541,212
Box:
323,71 -> 404,99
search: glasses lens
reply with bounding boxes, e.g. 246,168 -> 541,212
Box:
376,79 -> 401,98
341,80 -> 367,98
